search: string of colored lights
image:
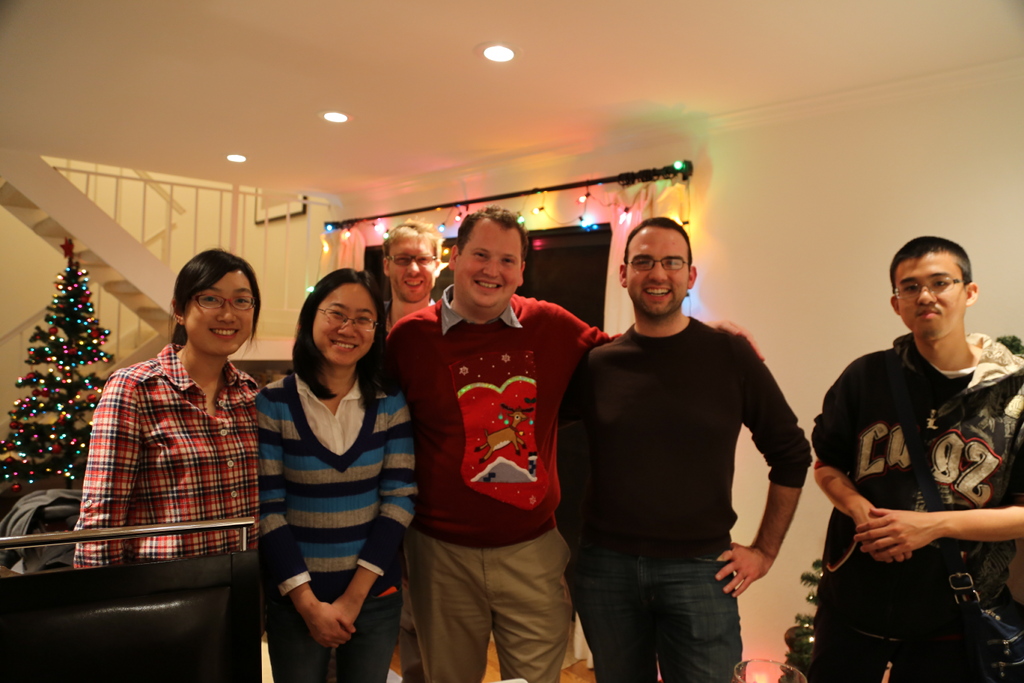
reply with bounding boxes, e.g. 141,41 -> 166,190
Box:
325,160 -> 693,235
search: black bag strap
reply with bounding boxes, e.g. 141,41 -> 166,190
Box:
883,349 -> 978,602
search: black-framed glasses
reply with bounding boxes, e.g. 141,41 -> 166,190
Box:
388,254 -> 438,267
628,256 -> 689,271
193,294 -> 256,310
893,277 -> 963,300
317,308 -> 378,332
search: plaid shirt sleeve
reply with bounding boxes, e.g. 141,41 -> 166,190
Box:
74,369 -> 143,567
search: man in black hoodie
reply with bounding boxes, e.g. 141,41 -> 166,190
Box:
811,236 -> 1024,682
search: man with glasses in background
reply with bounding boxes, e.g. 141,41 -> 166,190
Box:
382,220 -> 443,332
571,217 -> 811,683
810,236 -> 1024,682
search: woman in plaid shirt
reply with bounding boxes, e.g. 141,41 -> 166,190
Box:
74,249 -> 262,566
258,269 -> 416,683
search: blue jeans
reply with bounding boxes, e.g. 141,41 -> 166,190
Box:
574,544 -> 742,683
266,590 -> 402,683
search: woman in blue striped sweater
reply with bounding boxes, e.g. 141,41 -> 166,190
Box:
257,268 -> 416,683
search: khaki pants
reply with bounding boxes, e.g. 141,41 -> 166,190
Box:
399,586 -> 425,683
404,527 -> 572,683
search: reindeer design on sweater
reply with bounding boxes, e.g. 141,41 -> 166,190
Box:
475,403 -> 535,463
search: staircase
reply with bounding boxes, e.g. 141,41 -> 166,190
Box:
0,150 -> 331,378
0,150 -> 174,370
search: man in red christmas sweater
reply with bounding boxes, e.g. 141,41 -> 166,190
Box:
387,205 -> 755,683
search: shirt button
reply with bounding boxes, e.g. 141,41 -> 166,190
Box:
218,400 -> 227,407
226,459 -> 235,468
230,490 -> 239,499
220,428 -> 229,436
83,499 -> 93,508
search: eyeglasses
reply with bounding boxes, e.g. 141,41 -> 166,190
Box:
317,308 -> 378,332
388,254 -> 437,267
893,277 -> 963,300
193,294 -> 256,310
628,256 -> 689,271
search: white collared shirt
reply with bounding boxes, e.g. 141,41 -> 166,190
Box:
439,284 -> 522,335
295,376 -> 364,455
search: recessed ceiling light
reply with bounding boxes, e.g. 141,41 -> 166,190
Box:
226,154 -> 246,163
322,111 -> 349,123
481,44 -> 515,62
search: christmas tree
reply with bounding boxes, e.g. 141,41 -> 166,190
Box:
997,335 -> 1023,355
1,239 -> 113,491
784,558 -> 822,674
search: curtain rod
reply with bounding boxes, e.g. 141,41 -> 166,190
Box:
333,161 -> 693,227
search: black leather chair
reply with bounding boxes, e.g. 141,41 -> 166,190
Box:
0,518 -> 261,683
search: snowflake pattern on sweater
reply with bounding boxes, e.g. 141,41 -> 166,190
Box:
452,350 -> 545,510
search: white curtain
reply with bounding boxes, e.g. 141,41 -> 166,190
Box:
319,227 -> 367,277
602,180 -> 689,334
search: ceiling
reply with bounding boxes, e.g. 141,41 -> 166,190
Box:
2,0 -> 1023,205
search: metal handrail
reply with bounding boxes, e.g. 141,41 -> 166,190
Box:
0,516 -> 254,552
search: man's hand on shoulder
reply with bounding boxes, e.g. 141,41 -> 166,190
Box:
714,542 -> 774,597
706,320 -> 765,361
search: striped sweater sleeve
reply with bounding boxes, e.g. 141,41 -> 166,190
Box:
356,390 -> 416,574
256,387 -> 309,589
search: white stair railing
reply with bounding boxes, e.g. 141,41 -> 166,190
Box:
47,159 -> 329,334
1,156 -> 336,366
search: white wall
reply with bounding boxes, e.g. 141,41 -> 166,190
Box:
335,69 -> 1024,662
0,210 -> 66,413
702,74 -> 1024,659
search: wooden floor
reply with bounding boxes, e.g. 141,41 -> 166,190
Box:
553,659 -> 597,683
389,634 -> 597,683
261,629 -> 595,683
262,631 -> 597,682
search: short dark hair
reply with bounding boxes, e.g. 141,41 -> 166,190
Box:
292,268 -> 386,409
889,236 -> 972,288
171,249 -> 261,346
456,205 -> 528,260
623,217 -> 692,264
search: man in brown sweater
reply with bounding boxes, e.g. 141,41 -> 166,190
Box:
573,217 -> 811,683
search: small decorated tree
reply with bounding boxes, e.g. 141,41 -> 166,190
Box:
785,559 -> 822,674
1,239 -> 113,491
997,335 -> 1023,355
